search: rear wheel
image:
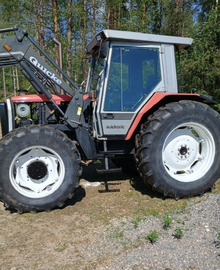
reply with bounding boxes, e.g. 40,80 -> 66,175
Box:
0,126 -> 81,212
135,101 -> 220,198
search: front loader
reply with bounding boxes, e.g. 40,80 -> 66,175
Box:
0,26 -> 220,213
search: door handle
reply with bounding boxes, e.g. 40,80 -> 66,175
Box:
103,113 -> 114,119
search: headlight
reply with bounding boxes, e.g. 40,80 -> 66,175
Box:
16,103 -> 30,118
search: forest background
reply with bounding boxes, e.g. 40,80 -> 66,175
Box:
0,0 -> 219,107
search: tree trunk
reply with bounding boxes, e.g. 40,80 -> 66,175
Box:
82,0 -> 87,80
130,0 -> 133,22
83,0 -> 87,51
34,0 -> 40,45
3,68 -> 6,100
12,67 -> 16,96
34,0 -> 43,47
142,3 -> 146,32
92,0 -> 96,35
15,67 -> 19,91
39,0 -> 44,48
107,7 -> 115,29
52,0 -> 59,65
67,0 -> 72,80
107,8 -> 110,29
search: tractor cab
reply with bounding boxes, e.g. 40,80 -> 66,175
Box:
85,30 -> 193,139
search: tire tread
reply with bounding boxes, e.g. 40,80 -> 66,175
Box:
135,100 -> 220,198
0,125 -> 81,213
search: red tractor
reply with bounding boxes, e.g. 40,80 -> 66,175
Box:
0,26 -> 220,212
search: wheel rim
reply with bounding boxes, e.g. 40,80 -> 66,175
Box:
9,146 -> 65,198
162,122 -> 215,183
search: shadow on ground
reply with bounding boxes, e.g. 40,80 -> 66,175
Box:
79,160 -> 164,199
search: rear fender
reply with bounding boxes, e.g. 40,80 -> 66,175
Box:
125,92 -> 217,140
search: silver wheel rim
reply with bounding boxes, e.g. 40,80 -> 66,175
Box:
162,122 -> 215,183
9,146 -> 65,198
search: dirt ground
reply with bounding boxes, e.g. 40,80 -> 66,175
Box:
0,157 -> 195,270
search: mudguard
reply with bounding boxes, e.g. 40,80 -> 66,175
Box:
125,92 -> 217,140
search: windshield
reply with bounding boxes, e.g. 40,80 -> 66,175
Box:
86,55 -> 104,95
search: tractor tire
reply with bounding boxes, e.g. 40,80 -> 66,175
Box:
0,125 -> 81,213
135,100 -> 220,198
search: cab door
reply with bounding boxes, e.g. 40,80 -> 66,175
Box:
97,43 -> 164,137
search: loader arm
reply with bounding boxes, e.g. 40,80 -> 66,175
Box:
0,26 -> 84,128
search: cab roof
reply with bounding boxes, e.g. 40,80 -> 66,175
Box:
86,29 -> 193,54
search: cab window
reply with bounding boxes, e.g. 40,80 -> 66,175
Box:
104,46 -> 161,111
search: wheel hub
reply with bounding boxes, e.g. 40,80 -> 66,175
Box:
167,131 -> 198,167
27,161 -> 48,180
176,144 -> 191,160
162,123 -> 215,182
179,145 -> 188,156
9,146 -> 65,198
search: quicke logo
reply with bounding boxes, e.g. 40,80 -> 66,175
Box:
29,56 -> 62,85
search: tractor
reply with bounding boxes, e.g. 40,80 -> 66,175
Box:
0,26 -> 220,212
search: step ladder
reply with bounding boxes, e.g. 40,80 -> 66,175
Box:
96,141 -> 122,192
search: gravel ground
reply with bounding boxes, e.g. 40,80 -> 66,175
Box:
0,186 -> 219,270
95,193 -> 220,270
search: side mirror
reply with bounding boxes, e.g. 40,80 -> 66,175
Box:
100,41 -> 109,58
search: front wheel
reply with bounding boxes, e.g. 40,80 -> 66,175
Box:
0,126 -> 81,212
136,101 -> 220,198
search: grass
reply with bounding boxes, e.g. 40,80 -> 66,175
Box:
213,179 -> 220,194
163,214 -> 172,229
177,219 -> 185,225
55,242 -> 68,252
151,210 -> 160,217
145,230 -> 159,244
107,227 -> 124,239
132,216 -> 143,228
173,227 -> 184,239
213,232 -> 220,249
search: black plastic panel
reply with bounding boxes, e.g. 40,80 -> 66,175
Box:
0,102 -> 8,136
